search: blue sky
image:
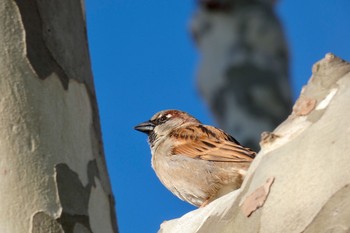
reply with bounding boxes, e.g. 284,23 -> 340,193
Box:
84,1 -> 350,232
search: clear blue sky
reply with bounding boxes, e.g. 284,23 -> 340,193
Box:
84,1 -> 350,232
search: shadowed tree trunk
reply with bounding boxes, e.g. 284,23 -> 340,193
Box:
191,0 -> 292,151
0,0 -> 118,232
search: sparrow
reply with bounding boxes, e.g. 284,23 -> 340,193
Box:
134,110 -> 256,207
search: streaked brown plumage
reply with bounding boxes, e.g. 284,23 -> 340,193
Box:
135,110 -> 256,207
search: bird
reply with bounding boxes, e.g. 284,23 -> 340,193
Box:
134,109 -> 256,207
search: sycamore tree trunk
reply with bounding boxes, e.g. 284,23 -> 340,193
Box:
159,53 -> 350,233
191,0 -> 292,151
0,0 -> 118,232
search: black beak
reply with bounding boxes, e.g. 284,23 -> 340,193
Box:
134,121 -> 155,134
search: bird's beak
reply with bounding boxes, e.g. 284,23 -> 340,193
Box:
134,121 -> 155,134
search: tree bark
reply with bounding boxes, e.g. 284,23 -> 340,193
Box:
191,0 -> 292,150
159,53 -> 350,233
0,0 -> 118,232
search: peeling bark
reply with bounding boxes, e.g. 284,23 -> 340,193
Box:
240,176 -> 274,217
0,0 -> 118,232
159,54 -> 350,233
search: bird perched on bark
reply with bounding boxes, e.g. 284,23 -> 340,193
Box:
134,110 -> 256,207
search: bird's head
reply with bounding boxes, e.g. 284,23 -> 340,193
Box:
134,109 -> 200,138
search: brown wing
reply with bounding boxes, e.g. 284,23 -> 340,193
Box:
170,124 -> 256,162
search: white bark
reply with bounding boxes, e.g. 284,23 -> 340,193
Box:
159,53 -> 350,233
0,0 -> 117,232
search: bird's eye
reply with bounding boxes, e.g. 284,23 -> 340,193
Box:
160,115 -> 168,122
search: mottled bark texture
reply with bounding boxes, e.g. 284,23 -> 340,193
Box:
0,0 -> 118,232
191,0 -> 292,150
159,54 -> 350,233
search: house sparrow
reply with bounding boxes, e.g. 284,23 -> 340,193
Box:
134,110 -> 256,207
